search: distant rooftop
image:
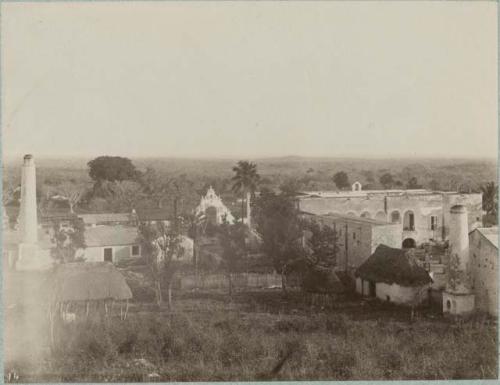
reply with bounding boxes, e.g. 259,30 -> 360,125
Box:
135,208 -> 172,222
298,189 -> 474,199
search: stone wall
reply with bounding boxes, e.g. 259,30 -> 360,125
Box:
299,191 -> 483,245
302,212 -> 401,269
469,230 -> 498,316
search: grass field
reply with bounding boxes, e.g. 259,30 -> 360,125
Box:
4,289 -> 498,382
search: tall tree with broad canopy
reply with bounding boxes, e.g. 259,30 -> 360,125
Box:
379,172 -> 395,189
87,156 -> 141,183
232,161 -> 260,226
254,189 -> 304,294
333,171 -> 350,190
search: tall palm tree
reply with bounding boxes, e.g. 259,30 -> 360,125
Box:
231,161 -> 260,227
481,181 -> 498,218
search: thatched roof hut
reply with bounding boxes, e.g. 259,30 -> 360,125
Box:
355,245 -> 432,287
47,262 -> 132,303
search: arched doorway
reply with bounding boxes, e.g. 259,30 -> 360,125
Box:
361,211 -> 371,219
205,206 -> 218,226
402,238 -> 416,248
403,210 -> 415,231
375,211 -> 386,221
390,210 -> 401,223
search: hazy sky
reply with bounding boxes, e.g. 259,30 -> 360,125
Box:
1,1 -> 497,159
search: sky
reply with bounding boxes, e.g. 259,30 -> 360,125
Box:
1,1 -> 498,160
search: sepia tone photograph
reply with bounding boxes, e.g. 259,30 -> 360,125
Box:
1,1 -> 498,383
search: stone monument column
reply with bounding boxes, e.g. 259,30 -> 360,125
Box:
17,154 -> 40,270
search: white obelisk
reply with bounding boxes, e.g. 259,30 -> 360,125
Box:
17,154 -> 40,270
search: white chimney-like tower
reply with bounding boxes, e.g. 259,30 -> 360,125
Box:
17,154 -> 40,270
19,154 -> 38,243
442,205 -> 475,315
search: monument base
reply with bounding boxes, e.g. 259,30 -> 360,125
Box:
17,243 -> 52,271
443,291 -> 475,315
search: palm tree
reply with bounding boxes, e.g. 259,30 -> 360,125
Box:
231,161 -> 260,227
481,182 -> 498,219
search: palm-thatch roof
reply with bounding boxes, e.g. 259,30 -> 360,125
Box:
355,245 -> 432,287
47,262 -> 132,303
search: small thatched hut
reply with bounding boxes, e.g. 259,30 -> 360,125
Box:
355,245 -> 432,305
46,262 -> 132,320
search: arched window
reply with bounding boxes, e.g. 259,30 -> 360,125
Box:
361,211 -> 371,218
403,210 -> 415,231
390,210 -> 401,223
375,211 -> 386,221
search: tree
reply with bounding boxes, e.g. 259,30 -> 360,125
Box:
279,178 -> 301,197
254,191 -> 304,294
379,173 -> 394,189
87,156 -> 141,183
232,161 -> 260,227
54,181 -> 87,213
429,179 -> 441,191
481,182 -> 498,222
218,220 -> 247,297
302,221 -> 339,268
333,171 -> 350,190
138,222 -> 185,308
109,180 -> 144,212
406,177 -> 422,189
51,219 -> 86,263
139,167 -> 171,209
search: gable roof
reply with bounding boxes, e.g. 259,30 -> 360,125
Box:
78,213 -> 133,226
355,244 -> 432,287
84,225 -> 138,247
471,227 -> 498,249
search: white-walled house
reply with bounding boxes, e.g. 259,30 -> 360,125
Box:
355,244 -> 432,305
81,225 -> 140,263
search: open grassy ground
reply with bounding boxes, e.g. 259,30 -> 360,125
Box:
4,288 -> 498,382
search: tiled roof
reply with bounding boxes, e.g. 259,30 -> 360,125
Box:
84,225 -> 139,247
